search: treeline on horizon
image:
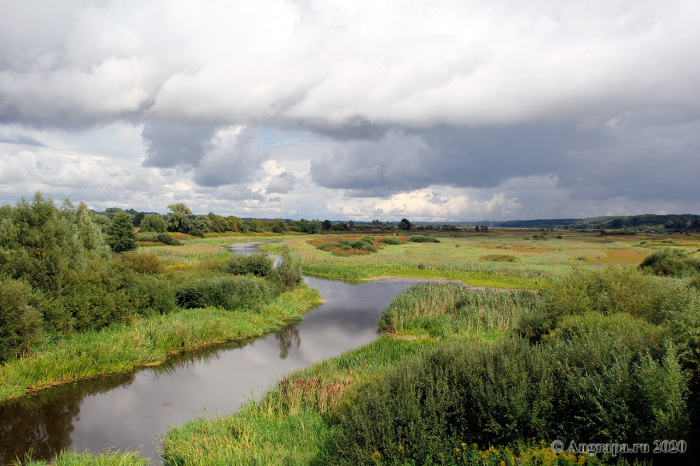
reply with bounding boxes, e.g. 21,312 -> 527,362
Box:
496,213 -> 700,232
100,203 -> 700,236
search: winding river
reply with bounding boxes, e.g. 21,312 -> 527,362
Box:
0,242 -> 427,465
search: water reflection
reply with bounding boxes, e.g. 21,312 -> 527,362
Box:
0,244 -> 423,465
275,324 -> 301,360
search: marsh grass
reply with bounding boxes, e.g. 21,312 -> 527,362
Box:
0,285 -> 321,402
22,449 -> 149,466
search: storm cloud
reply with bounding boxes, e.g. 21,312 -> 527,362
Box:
0,0 -> 699,219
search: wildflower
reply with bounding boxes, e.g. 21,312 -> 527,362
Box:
373,450 -> 382,458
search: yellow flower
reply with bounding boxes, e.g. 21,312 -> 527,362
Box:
456,448 -> 460,452
373,450 -> 382,458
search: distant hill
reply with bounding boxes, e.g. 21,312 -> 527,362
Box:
494,214 -> 699,232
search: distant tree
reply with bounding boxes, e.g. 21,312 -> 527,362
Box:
107,212 -> 137,253
348,220 -> 356,229
481,225 -> 488,232
166,203 -> 192,233
132,212 -> 145,227
140,214 -> 167,233
475,225 -> 479,232
322,220 -> 332,231
398,218 -> 412,231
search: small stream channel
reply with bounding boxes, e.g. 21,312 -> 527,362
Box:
0,242 -> 426,465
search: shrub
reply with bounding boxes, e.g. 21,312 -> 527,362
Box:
121,252 -> 164,274
189,229 -> 205,238
156,232 -> 181,246
226,252 -> 274,277
0,277 -> 44,362
408,235 -> 440,243
640,248 -> 700,277
175,275 -> 276,311
58,259 -> 136,332
379,237 -> 400,245
274,245 -> 303,291
333,335 -> 688,465
126,274 -> 177,317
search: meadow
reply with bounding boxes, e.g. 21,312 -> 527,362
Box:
262,230 -> 700,288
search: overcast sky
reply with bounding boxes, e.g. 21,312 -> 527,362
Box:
1,0 -> 699,221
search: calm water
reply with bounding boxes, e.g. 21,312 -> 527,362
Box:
0,243 -> 420,464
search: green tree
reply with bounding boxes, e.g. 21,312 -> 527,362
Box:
398,218 -> 412,230
322,220 -> 332,231
107,212 -> 136,253
140,213 -> 167,233
166,203 -> 192,233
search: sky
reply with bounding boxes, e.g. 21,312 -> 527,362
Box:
1,0 -> 699,222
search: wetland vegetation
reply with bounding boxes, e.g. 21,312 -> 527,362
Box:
3,194 -> 700,465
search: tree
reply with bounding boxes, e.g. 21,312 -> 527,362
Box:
107,212 -> 137,253
166,203 -> 192,233
140,213 -> 167,233
398,218 -> 412,231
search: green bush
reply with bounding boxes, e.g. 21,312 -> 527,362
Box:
333,334 -> 688,465
226,252 -> 274,277
0,277 -> 44,362
274,245 -> 303,291
379,237 -> 401,245
639,248 -> 700,277
175,275 -> 276,311
156,232 -> 181,246
189,229 -> 205,238
121,252 -> 164,274
408,235 -> 440,243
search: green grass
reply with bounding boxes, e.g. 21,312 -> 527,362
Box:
0,284 -> 321,402
22,450 -> 149,466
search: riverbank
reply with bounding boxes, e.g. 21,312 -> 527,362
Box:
0,284 -> 321,402
160,269 -> 697,466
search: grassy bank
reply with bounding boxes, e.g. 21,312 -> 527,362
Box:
0,284 -> 321,402
23,450 -> 149,466
160,266 -> 697,466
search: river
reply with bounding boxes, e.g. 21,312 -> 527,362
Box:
0,242 -> 424,465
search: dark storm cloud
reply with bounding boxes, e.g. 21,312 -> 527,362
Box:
310,125 -> 611,197
141,120 -> 217,168
191,126 -> 270,187
310,118 -> 700,207
0,133 -> 46,147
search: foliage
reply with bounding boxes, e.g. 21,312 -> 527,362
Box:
397,218 -> 412,230
226,252 -> 275,277
378,237 -> 400,245
0,277 -> 44,363
275,245 -> 303,291
166,203 -> 192,233
189,228 -> 205,238
332,334 -> 688,464
106,212 -> 137,253
175,275 -> 277,311
121,252 -> 164,274
156,232 -> 181,246
639,248 -> 700,277
408,235 -> 440,243
139,213 -> 167,233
